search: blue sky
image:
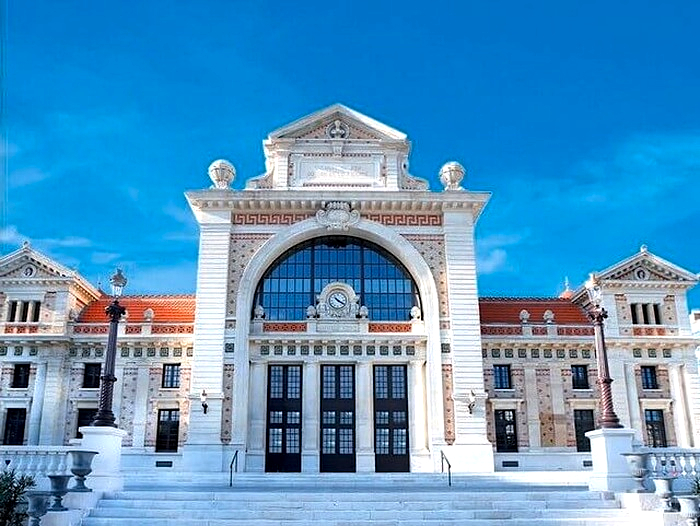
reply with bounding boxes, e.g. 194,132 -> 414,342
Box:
2,1 -> 699,308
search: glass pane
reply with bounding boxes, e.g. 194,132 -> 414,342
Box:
286,428 -> 300,453
269,428 -> 282,453
322,428 -> 336,454
340,411 -> 353,425
375,428 -> 389,454
376,411 -> 389,425
391,367 -> 406,399
323,366 -> 336,399
393,411 -> 406,424
375,367 -> 388,399
339,366 -> 353,399
270,366 -> 284,398
287,366 -> 301,399
287,411 -> 300,425
270,411 -> 283,424
339,429 -> 354,454
392,429 -> 407,455
323,411 -> 336,425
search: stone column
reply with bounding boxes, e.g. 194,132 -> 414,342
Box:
182,210 -> 231,471
131,365 -> 150,448
669,364 -> 692,447
39,359 -> 64,445
302,361 -> 320,472
408,360 -> 430,471
624,363 -> 643,441
356,361 -> 374,472
246,360 -> 267,471
442,209 -> 494,472
524,366 -> 541,448
27,361 -> 47,445
549,365 -> 567,446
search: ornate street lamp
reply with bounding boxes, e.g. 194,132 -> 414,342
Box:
585,273 -> 622,429
92,269 -> 127,427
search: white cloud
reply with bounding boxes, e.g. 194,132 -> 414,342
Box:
478,248 -> 508,274
0,225 -> 24,245
90,252 -> 121,265
9,167 -> 52,188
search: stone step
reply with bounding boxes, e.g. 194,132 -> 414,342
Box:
82,519 -> 635,526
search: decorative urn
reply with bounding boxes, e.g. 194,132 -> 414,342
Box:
439,161 -> 465,191
208,159 -> 236,189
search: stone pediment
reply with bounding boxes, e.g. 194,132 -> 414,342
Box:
246,104 -> 428,191
597,246 -> 698,287
0,243 -> 100,297
268,104 -> 406,142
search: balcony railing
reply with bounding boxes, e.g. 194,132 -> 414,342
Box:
0,446 -> 72,489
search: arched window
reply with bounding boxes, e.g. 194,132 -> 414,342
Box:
253,236 -> 421,321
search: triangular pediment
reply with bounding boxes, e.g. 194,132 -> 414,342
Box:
268,104 -> 407,142
597,247 -> 698,286
0,244 -> 99,296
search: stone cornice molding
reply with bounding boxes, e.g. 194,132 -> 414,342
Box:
186,190 -> 491,221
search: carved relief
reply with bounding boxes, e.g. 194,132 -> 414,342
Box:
228,234 -> 273,316
221,364 -> 234,443
442,364 -> 455,445
315,202 -> 361,231
403,235 -> 449,317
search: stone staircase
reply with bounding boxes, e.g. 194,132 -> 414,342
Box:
80,472 -> 651,525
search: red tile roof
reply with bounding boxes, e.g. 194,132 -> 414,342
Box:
479,297 -> 589,325
77,295 -> 196,323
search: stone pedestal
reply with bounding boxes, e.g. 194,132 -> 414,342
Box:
440,443 -> 495,473
586,428 -> 636,492
78,426 -> 127,492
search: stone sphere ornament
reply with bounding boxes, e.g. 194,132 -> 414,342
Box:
439,161 -> 465,191
208,159 -> 236,189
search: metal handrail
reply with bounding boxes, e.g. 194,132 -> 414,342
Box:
440,450 -> 452,487
229,450 -> 239,487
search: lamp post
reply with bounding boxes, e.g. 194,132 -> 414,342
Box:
584,273 -> 622,429
92,269 -> 127,427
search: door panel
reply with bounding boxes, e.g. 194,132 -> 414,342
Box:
320,365 -> 356,472
374,365 -> 409,472
266,365 -> 302,472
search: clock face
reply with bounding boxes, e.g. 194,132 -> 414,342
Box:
328,291 -> 348,309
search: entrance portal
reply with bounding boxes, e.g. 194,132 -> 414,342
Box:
374,365 -> 409,472
320,364 -> 356,472
265,365 -> 302,472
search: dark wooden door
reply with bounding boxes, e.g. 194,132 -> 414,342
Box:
320,365 -> 356,472
374,365 -> 409,472
266,365 -> 302,472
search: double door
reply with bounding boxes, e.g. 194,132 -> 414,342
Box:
264,363 -> 410,472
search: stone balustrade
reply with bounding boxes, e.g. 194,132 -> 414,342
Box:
647,448 -> 700,479
0,446 -> 72,489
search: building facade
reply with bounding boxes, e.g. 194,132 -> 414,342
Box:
1,105 -> 698,474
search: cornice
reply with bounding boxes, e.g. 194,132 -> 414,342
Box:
186,190 -> 491,220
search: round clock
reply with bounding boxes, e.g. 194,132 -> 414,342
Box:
328,290 -> 349,310
23,265 -> 36,277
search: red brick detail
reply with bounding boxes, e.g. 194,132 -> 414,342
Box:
481,325 -> 522,335
532,326 -> 548,335
262,322 -> 307,332
73,325 -> 109,334
232,213 -> 313,225
368,323 -> 412,333
151,324 -> 194,334
557,326 -> 594,336
633,327 -> 667,336
3,324 -> 39,334
125,325 -> 142,334
366,214 -> 442,226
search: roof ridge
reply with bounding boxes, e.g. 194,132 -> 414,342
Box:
478,296 -> 573,302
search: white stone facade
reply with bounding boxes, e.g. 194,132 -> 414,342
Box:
0,105 -> 698,475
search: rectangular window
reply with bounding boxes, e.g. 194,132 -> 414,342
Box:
32,301 -> 41,322
162,364 -> 181,389
11,364 -> 30,388
645,409 -> 667,447
3,409 -> 26,445
494,410 -> 518,452
156,409 -> 180,452
630,303 -> 661,325
493,365 -> 512,389
574,409 -> 595,452
8,301 -> 17,322
19,302 -> 29,322
641,366 -> 659,390
83,363 -> 102,389
571,365 -> 589,390
76,408 -> 98,438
